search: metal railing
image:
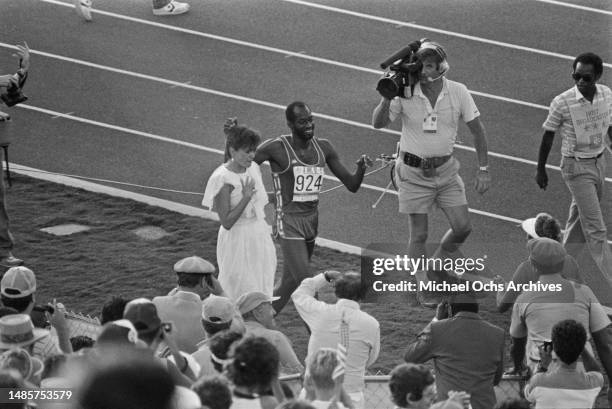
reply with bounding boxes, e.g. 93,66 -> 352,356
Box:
279,373 -> 527,409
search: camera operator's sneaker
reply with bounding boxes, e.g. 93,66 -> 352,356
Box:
153,1 -> 190,16
74,0 -> 93,21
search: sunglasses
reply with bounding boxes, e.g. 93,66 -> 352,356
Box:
572,73 -> 594,83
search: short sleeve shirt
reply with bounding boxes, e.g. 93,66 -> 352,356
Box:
542,84 -> 612,158
510,277 -> 610,361
388,78 -> 480,157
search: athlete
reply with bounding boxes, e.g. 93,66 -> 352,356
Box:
226,101 -> 372,313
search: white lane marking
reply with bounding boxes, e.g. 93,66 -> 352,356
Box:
32,1 -> 550,111
277,0 -> 612,68
0,42 -> 607,183
532,0 -> 612,15
15,102 -> 612,242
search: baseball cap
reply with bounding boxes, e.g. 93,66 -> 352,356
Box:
1,267 -> 36,298
235,292 -> 279,315
123,299 -> 162,334
521,213 -> 560,239
528,237 -> 566,274
202,295 -> 234,324
173,256 -> 215,274
97,319 -> 140,346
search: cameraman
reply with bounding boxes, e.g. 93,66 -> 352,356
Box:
371,41 -> 490,306
0,42 -> 29,267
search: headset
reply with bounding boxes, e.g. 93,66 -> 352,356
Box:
415,42 -> 450,82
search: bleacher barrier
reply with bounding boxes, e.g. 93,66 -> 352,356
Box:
66,314 -> 528,409
64,310 -> 102,340
278,373 -> 527,409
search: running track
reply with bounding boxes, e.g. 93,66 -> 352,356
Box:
1,0 -> 611,299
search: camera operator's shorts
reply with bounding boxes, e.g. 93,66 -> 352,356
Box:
274,210 -> 318,242
395,156 -> 467,214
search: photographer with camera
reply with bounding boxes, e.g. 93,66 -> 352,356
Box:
371,40 -> 490,307
0,42 -> 30,268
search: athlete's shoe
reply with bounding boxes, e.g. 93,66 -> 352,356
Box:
0,111 -> 10,122
74,0 -> 93,21
153,1 -> 190,16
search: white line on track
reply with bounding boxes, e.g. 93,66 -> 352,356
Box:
532,0 -> 612,15
14,103 -> 612,245
29,0 -> 561,112
1,42 -> 609,184
278,0 -> 612,69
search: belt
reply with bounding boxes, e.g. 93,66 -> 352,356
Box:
402,152 -> 451,169
564,151 -> 604,161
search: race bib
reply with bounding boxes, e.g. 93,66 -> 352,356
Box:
569,99 -> 609,152
292,166 -> 324,202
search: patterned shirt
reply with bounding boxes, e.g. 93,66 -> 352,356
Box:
542,84 -> 612,158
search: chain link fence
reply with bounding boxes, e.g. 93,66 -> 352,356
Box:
279,374 -> 526,409
67,313 -> 527,408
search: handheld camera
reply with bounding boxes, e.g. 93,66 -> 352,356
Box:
376,38 -> 429,99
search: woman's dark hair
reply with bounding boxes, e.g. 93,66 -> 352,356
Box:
229,336 -> 279,391
389,363 -> 434,407
224,125 -> 261,162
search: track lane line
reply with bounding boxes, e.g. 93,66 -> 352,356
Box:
14,102 -> 612,244
1,43 -> 609,183
277,0 -> 612,69
28,1 -> 559,111
532,0 -> 612,15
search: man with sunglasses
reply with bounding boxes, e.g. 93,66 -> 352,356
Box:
536,52 -> 612,299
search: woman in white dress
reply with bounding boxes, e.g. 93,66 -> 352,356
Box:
202,125 -> 277,301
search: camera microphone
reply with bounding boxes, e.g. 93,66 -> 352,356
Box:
379,39 -> 427,69
380,46 -> 415,70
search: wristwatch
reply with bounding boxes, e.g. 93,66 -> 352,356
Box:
478,165 -> 489,172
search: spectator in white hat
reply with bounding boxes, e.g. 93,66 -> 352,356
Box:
495,212 -> 583,313
0,267 -> 70,358
191,295 -> 242,376
236,291 -> 303,375
0,314 -> 50,364
153,256 -> 216,353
